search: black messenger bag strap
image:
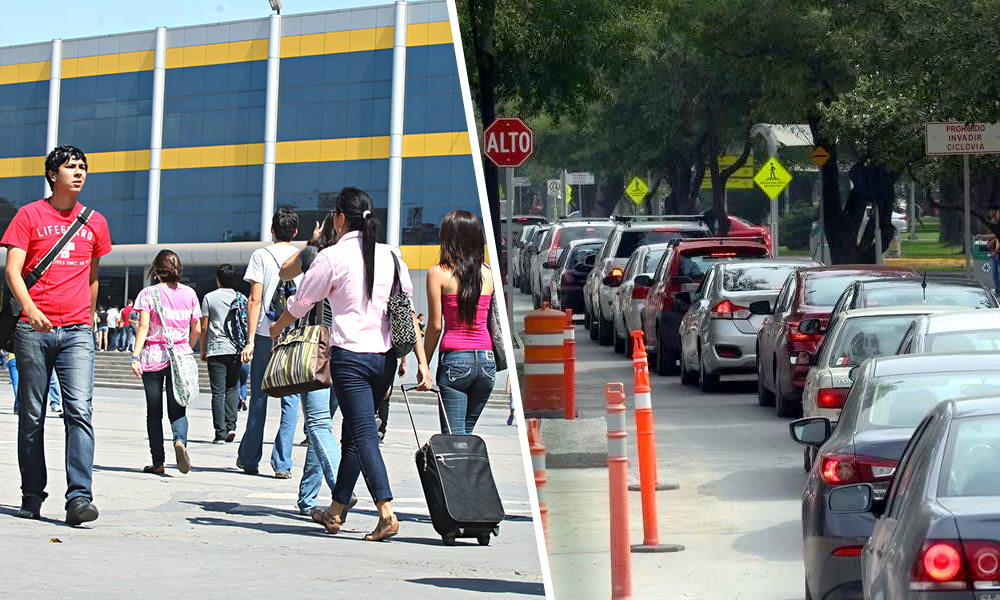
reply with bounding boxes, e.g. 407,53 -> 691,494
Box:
22,206 -> 94,290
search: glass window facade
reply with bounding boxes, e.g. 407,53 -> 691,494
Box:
79,171 -> 149,245
163,62 -> 267,148
158,165 -> 263,243
0,176 -> 39,236
0,80 -> 48,159
58,72 -> 153,153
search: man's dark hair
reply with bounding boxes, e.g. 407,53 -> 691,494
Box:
44,145 -> 87,191
217,263 -> 237,288
272,207 -> 298,242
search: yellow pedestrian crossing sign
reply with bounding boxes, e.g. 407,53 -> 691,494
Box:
625,176 -> 648,205
753,158 -> 792,200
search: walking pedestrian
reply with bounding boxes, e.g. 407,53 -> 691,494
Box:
237,208 -> 301,478
2,144 -> 111,525
95,305 -> 108,351
238,362 -> 249,411
123,299 -> 138,352
199,264 -> 245,444
270,187 -> 432,541
423,210 -> 497,435
130,250 -> 201,475
4,349 -> 18,414
106,304 -> 121,352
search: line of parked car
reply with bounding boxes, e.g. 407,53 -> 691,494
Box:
509,212 -> 1000,600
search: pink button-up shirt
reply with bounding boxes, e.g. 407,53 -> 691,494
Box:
286,231 -> 413,354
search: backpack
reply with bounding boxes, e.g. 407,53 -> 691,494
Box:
264,248 -> 297,322
223,292 -> 249,351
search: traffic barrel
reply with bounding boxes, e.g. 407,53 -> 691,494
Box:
606,382 -> 632,600
527,418 -> 548,548
563,309 -> 576,420
629,331 -> 684,554
523,302 -> 567,415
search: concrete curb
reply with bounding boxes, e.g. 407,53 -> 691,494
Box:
539,417 -> 608,470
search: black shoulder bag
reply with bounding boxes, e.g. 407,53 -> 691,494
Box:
0,206 -> 95,351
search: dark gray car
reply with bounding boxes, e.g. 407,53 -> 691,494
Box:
789,353 -> 1000,600
826,395 -> 1000,599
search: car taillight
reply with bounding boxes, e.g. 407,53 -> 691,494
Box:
963,540 -> 1000,586
831,546 -> 864,557
816,388 -> 849,409
818,452 -> 898,486
633,286 -> 650,300
912,541 -> 967,591
547,248 -> 559,264
710,299 -> 751,320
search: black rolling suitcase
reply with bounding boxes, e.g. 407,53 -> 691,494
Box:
401,384 -> 505,546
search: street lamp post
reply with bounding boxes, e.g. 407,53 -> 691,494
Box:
269,0 -> 282,14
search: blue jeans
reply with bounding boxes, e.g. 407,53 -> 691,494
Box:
437,350 -> 497,435
14,322 -> 96,507
296,386 -> 341,513
126,326 -> 136,352
141,365 -> 188,466
11,363 -> 60,411
237,334 -> 298,474
238,362 -> 249,403
329,347 -> 395,506
7,356 -> 17,408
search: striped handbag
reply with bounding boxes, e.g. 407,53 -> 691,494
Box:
261,324 -> 332,397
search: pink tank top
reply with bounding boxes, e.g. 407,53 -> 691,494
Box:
439,294 -> 492,352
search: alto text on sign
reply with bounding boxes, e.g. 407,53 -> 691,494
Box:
483,117 -> 535,168
925,122 -> 1000,156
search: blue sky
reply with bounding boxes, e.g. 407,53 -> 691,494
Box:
1,0 -> 393,48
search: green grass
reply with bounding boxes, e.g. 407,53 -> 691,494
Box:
898,217 -> 965,258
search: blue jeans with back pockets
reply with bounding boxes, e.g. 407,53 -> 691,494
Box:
437,350 -> 497,435
14,322 -> 96,508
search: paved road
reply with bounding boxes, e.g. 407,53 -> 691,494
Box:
0,385 -> 544,599
516,294 -> 807,599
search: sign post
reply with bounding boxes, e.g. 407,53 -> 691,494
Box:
925,122 -> 1000,276
484,117 -> 535,338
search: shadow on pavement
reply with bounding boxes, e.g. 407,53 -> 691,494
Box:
732,519 -> 803,562
697,466 -> 806,502
407,577 -> 545,595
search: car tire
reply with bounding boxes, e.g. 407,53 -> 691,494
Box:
698,345 -> 720,393
775,366 -> 802,419
584,309 -> 592,333
655,324 -> 679,376
614,328 -> 626,354
679,350 -> 697,385
756,354 -> 775,407
598,313 -> 613,346
588,311 -> 599,341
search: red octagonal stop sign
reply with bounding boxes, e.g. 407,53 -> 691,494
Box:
483,117 -> 534,168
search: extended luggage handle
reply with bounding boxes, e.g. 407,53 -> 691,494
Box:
400,384 -> 453,451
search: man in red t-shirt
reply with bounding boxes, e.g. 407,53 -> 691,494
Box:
1,145 -> 111,526
121,300 -> 134,352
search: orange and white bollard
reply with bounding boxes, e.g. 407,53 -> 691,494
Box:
523,303 -> 567,415
606,382 -> 632,600
628,331 -> 683,554
563,309 -> 576,420
528,418 -> 548,547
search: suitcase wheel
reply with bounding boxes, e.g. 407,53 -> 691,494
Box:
477,533 -> 491,546
442,534 -> 456,546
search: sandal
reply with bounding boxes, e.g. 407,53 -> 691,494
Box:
311,507 -> 342,534
364,514 -> 399,542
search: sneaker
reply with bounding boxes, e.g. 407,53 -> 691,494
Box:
275,471 -> 292,479
225,431 -> 236,443
296,438 -> 308,446
236,459 -> 258,475
50,405 -> 62,415
174,441 -> 191,474
65,497 -> 99,526
212,438 -> 226,445
17,496 -> 42,520
239,401 -> 248,411
507,415 -> 514,426
377,430 -> 385,444
13,407 -> 18,415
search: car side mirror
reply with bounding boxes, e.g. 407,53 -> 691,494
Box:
799,318 -> 826,335
749,300 -> 772,315
634,275 -> 654,287
543,262 -> 557,270
603,274 -> 623,287
675,291 -> 692,305
585,254 -> 596,266
789,417 -> 832,447
827,483 -> 874,514
849,365 -> 860,382
527,245 -> 539,255
808,353 -> 818,366
574,262 -> 594,274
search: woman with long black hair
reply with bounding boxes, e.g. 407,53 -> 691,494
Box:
423,210 -> 496,435
270,187 -> 432,541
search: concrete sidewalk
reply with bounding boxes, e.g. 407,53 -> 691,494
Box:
0,386 -> 544,599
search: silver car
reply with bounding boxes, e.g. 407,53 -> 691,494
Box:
897,308 -> 1000,354
611,243 -> 671,357
679,258 -> 818,392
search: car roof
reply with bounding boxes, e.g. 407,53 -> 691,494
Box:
839,305 -> 963,319
870,353 -> 1000,377
616,221 -> 709,231
948,395 -> 1000,419
799,265 -> 918,279
721,258 -> 820,268
554,219 -> 613,228
921,310 -> 1000,333
859,278 -> 986,289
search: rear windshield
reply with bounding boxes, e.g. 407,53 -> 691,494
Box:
616,229 -> 707,258
862,373 -> 1000,429
863,285 -> 993,309
559,243 -> 602,268
925,329 -> 1000,354
678,247 -> 768,280
556,224 -> 613,248
827,315 -> 919,368
940,415 -> 1000,497
644,248 -> 667,273
722,264 -> 796,292
804,275 -> 862,306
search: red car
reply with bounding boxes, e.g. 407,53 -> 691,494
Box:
754,265 -> 918,418
726,216 -> 773,256
639,237 -> 770,375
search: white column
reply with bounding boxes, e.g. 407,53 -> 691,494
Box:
146,27 -> 167,244
386,1 -> 409,247
260,14 -> 282,241
43,39 -> 63,197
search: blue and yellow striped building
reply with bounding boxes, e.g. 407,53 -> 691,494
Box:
0,0 -> 478,310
